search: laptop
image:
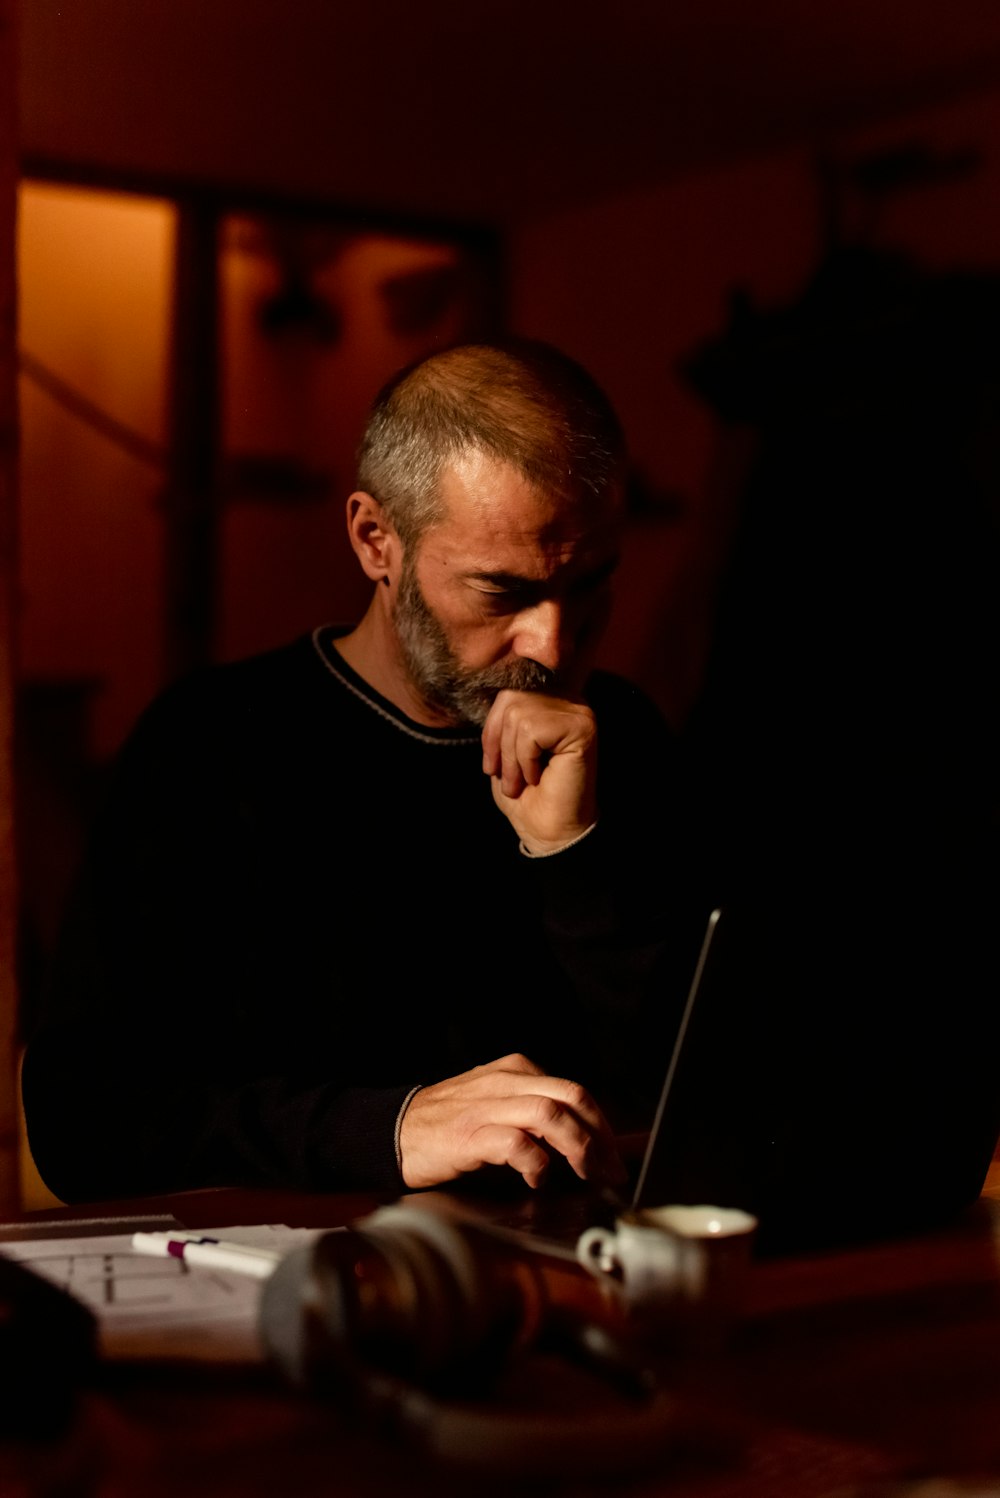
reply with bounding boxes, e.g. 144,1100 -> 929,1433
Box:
445,904 -> 1000,1260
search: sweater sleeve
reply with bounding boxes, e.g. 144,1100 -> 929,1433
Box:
21,677 -> 412,1202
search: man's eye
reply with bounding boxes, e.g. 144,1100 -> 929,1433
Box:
475,587 -> 519,610
473,583 -> 527,603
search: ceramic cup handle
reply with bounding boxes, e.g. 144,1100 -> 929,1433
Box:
576,1226 -> 619,1278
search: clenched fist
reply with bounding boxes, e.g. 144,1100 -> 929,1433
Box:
481,691 -> 598,854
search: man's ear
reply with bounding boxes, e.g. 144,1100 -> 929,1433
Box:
346,492 -> 402,586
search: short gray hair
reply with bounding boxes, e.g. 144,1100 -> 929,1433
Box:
356,340 -> 625,547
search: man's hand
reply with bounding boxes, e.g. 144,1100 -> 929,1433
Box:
398,1053 -> 625,1191
481,691 -> 598,854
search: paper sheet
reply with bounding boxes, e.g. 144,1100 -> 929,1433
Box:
0,1222 -> 331,1363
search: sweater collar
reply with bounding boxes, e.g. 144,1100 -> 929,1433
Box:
310,625 -> 481,746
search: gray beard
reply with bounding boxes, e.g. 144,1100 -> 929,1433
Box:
393,563 -> 557,727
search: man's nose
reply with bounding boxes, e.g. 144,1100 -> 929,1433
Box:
511,600 -> 568,672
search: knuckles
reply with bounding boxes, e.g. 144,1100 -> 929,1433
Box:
492,1051 -> 536,1074
527,1094 -> 566,1131
560,1078 -> 590,1114
489,691 -> 596,735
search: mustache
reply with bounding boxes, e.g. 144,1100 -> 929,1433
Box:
470,657 -> 559,695
439,656 -> 560,727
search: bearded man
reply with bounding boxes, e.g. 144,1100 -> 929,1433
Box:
23,340 -> 698,1203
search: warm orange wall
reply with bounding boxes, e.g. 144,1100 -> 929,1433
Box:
17,183 -> 175,759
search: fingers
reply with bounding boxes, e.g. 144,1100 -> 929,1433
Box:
482,693 -> 598,851
490,705 -> 551,798
468,1091 -> 615,1184
398,1054 -> 626,1193
468,1054 -> 616,1147
481,692 -> 595,799
457,1123 -> 553,1189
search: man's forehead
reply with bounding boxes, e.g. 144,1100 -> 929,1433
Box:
432,449 -> 623,547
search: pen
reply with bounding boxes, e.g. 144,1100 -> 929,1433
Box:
131,1231 -> 282,1279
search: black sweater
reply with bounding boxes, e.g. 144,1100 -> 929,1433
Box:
23,628 -> 700,1202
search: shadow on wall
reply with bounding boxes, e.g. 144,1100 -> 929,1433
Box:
676,235 -> 1000,1145
672,144 -> 998,919
683,237 -> 1000,887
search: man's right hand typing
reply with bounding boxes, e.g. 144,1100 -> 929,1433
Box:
397,1053 -> 626,1190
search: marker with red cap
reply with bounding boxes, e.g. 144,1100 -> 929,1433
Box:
131,1231 -> 281,1279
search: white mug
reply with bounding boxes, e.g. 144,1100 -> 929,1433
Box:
576,1203 -> 757,1344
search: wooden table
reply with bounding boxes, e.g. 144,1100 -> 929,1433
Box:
3,1167 -> 1000,1497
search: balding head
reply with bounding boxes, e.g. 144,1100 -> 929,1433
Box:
356,340 -> 626,548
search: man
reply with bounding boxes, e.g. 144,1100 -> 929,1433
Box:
23,340 -> 696,1203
